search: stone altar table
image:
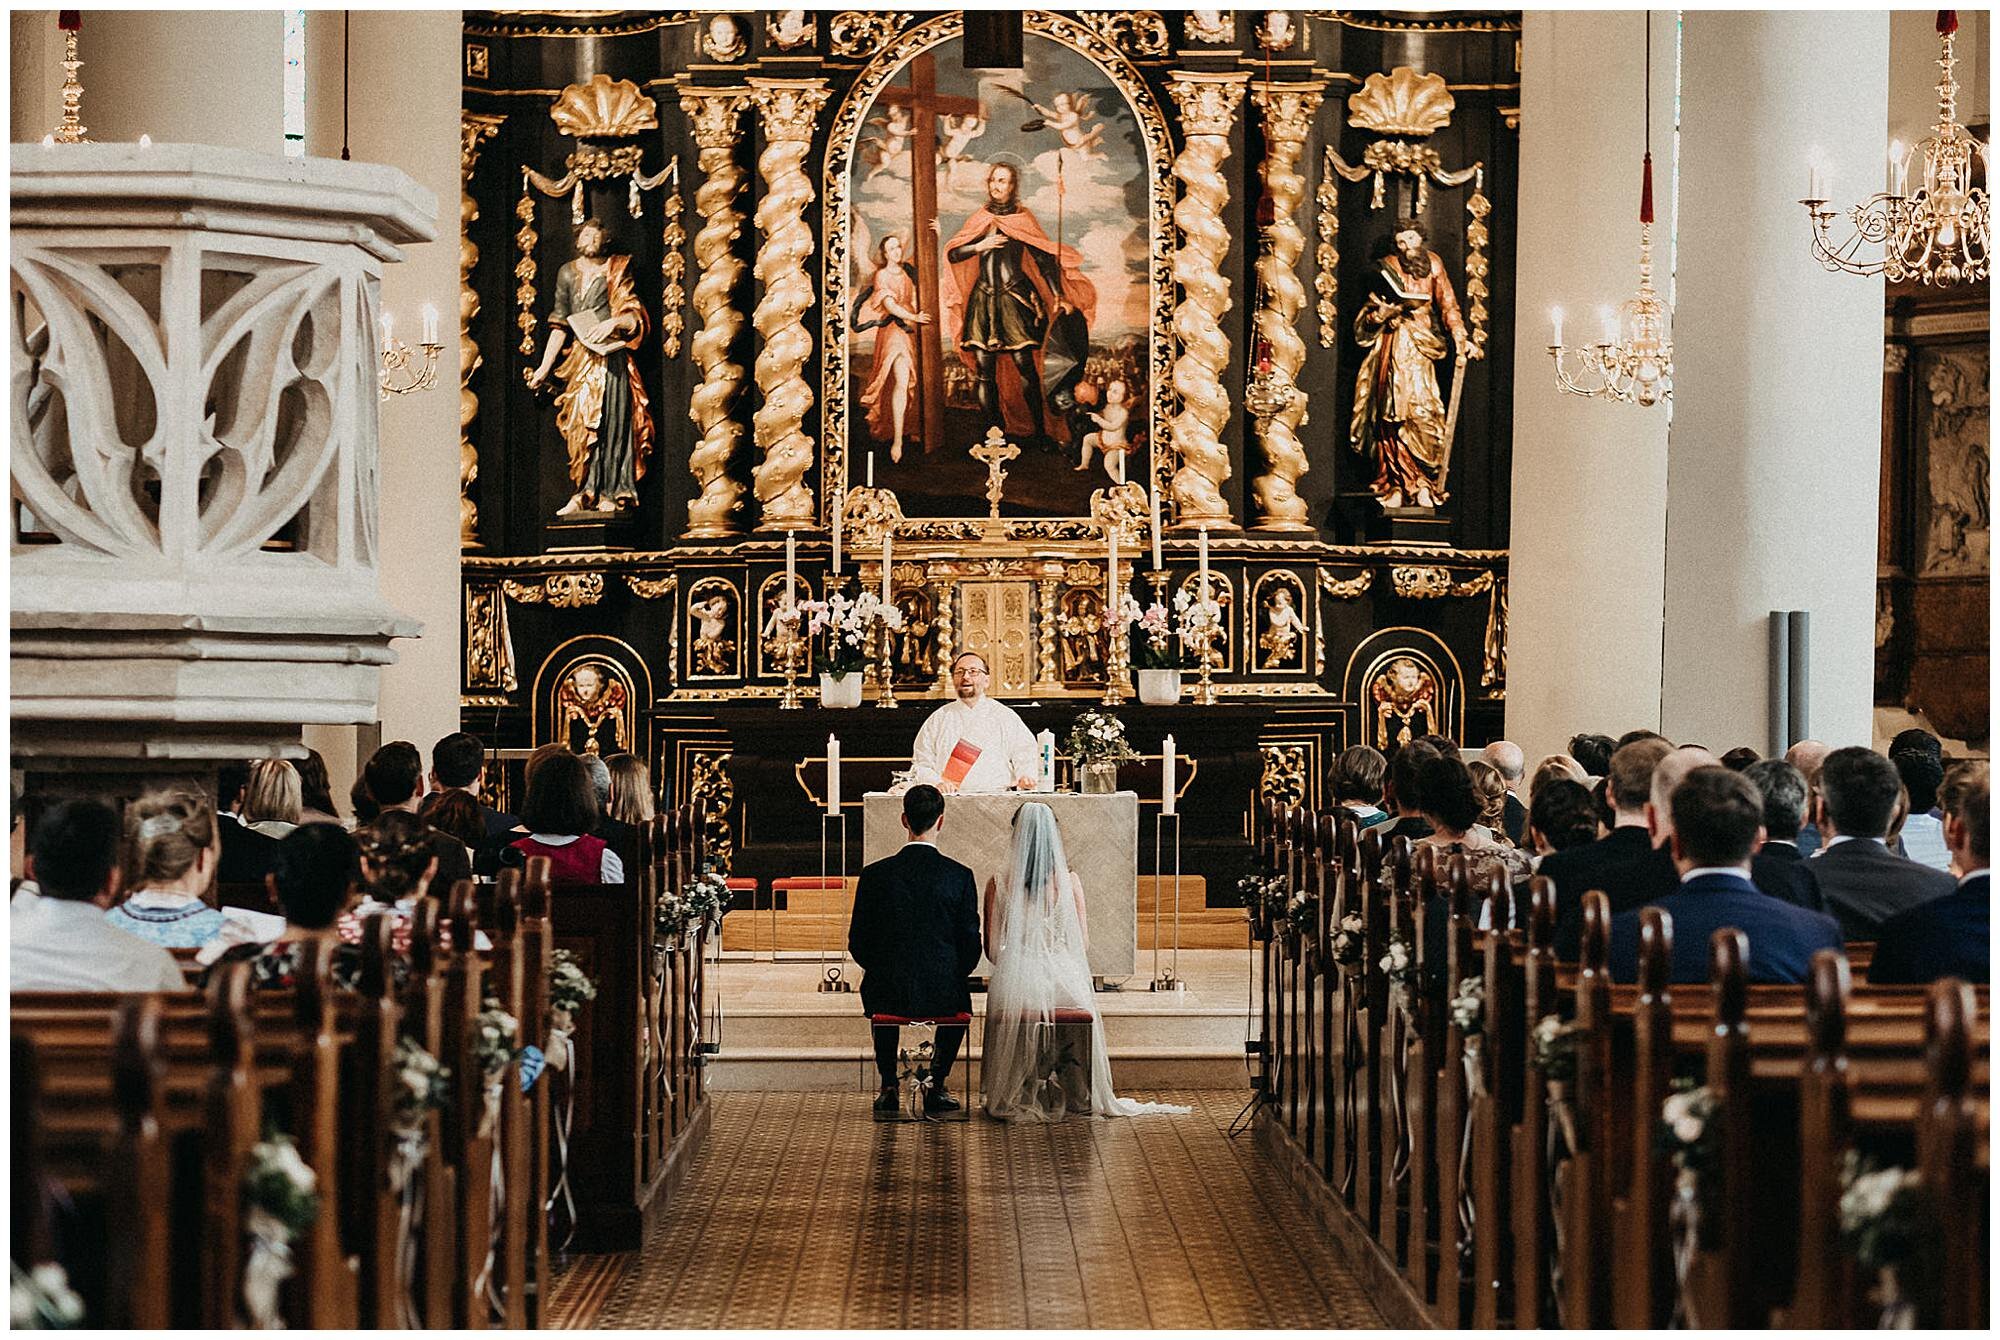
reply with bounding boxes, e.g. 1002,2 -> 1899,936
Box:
862,791 -> 1138,980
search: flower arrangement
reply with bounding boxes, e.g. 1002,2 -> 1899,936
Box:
1378,931 -> 1418,992
473,1001 -> 521,1082
392,1036 -> 451,1132
1237,870 -> 1289,936
1329,912 -> 1367,968
659,869 -> 731,943
1531,1013 -> 1582,1083
549,948 -> 599,1020
1068,709 -> 1139,765
1657,1083 -> 1719,1168
1838,1153 -> 1927,1274
800,588 -> 904,677
1450,976 -> 1485,1036
1111,596 -> 1180,670
245,1132 -> 321,1239
1282,886 -> 1319,938
1171,585 -> 1224,663
11,1262 -> 84,1330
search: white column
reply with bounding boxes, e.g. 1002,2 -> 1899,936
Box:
72,10 -> 285,150
1505,11 -> 1679,764
1663,10 -> 1888,750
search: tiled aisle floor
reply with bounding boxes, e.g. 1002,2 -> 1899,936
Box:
591,1090 -> 1385,1329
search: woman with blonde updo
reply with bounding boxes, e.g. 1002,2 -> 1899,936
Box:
106,786 -> 228,948
1466,760 -> 1512,844
241,759 -> 303,840
336,811 -> 442,952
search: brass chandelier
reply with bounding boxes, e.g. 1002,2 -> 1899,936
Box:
1548,13 -> 1672,406
1801,10 -> 1988,287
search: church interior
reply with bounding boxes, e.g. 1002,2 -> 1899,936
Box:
7,5 -> 1992,1331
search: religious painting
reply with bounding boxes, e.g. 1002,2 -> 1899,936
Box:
684,578 -> 741,682
839,25 -> 1156,519
1251,571 -> 1308,673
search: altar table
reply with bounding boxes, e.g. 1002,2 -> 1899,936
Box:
861,791 -> 1138,980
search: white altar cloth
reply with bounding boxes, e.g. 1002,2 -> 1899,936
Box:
862,791 -> 1138,979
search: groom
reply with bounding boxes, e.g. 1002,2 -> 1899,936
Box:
848,784 -> 984,1115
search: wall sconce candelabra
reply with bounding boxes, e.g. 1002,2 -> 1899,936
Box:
378,304 -> 443,399
1548,13 -> 1673,407
1800,10 -> 1989,287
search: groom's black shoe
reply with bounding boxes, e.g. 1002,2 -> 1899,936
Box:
873,1086 -> 900,1116
923,1088 -> 961,1116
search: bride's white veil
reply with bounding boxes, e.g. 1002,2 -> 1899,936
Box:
992,801 -> 1081,966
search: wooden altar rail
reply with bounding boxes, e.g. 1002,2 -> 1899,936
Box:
11,815 -> 716,1327
1250,800 -> 1991,1331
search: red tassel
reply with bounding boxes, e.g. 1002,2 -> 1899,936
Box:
1639,152 -> 1655,225
1938,10 -> 1959,35
57,10 -> 81,31
1254,191 -> 1277,230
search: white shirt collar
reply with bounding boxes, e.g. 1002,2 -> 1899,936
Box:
1824,834 -> 1888,850
1680,865 -> 1753,884
1960,868 -> 1990,887
1764,837 -> 1798,848
903,835 -> 940,848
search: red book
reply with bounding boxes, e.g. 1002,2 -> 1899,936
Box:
941,739 -> 982,788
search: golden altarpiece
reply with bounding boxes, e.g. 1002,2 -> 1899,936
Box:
459,10 -> 1519,892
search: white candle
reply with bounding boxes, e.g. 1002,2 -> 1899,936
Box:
1198,525 -> 1210,598
421,302 -> 439,343
1888,139 -> 1908,196
1150,485 -> 1164,571
866,451 -> 875,489
880,531 -> 892,605
138,134 -> 152,149
831,488 -> 843,575
380,310 -> 394,343
1598,305 -> 1617,346
1108,531 -> 1120,614
1161,734 -> 1177,817
784,530 -> 797,613
1550,306 -> 1564,347
826,735 -> 841,817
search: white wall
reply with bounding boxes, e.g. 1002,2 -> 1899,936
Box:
1505,10 -> 1680,764
1890,8 -> 1987,150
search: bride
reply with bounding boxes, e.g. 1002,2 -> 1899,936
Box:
981,803 -> 1189,1121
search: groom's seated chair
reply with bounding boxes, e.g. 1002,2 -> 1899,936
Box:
866,1011 -> 974,1121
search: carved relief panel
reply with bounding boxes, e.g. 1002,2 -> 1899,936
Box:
684,577 -> 742,681
958,580 -> 1035,696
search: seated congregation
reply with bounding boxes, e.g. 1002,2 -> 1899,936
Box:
1262,726 -> 1987,1328
10,734 -> 711,1329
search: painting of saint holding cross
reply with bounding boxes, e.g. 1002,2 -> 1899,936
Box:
848,31 -> 1151,519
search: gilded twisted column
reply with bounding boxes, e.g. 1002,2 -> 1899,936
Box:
1166,72 -> 1247,529
678,88 -> 752,539
459,113 -> 505,550
748,78 -> 830,530
1248,82 -> 1322,532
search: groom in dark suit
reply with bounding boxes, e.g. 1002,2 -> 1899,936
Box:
848,785 -> 984,1115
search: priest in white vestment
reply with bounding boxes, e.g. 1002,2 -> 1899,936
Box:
910,651 -> 1041,793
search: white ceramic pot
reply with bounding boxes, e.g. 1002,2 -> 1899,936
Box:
1136,669 -> 1182,705
819,672 -> 863,708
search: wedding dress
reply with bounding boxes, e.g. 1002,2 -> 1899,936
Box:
982,803 -> 1190,1121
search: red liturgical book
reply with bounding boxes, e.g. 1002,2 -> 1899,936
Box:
942,740 -> 982,787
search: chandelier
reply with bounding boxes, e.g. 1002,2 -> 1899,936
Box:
1801,10 -> 1988,286
1548,14 -> 1672,406
378,305 -> 443,399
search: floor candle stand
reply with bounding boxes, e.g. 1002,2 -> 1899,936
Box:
1149,810 -> 1185,992
816,809 -> 853,992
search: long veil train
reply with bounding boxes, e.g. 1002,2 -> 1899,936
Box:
982,803 -> 1190,1121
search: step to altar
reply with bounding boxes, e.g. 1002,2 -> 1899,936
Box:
700,949 -> 1257,1092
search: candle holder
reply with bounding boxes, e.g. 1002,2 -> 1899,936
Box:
381,335 -> 445,399
1193,644 -> 1220,706
50,19 -> 90,144
770,609 -> 806,710
1100,611 -> 1130,707
873,618 -> 899,709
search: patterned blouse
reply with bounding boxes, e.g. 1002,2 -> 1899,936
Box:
105,891 -> 228,948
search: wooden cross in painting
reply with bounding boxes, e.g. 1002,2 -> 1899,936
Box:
874,54 -> 981,457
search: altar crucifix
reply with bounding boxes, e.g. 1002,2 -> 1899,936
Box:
970,427 -> 1019,522
874,54 -> 982,456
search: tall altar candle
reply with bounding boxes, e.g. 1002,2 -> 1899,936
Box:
784,529 -> 797,612
831,489 -> 843,576
880,530 -> 892,605
1149,483 -> 1163,571
866,451 -> 875,489
826,734 -> 841,817
1198,525 -> 1210,595
1107,531 -> 1120,614
1161,734 -> 1177,817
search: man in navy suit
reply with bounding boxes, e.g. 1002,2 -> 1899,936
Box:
1610,766 -> 1844,984
1870,762 -> 1989,985
1808,747 -> 1956,938
848,785 -> 984,1115
1541,737 -> 1677,959
1743,759 -> 1824,912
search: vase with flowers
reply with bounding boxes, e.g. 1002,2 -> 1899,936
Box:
800,586 -> 902,707
1114,596 -> 1183,704
1067,708 -> 1138,794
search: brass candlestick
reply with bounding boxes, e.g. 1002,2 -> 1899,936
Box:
874,619 -> 899,709
1100,610 -> 1130,707
1193,644 -> 1220,705
51,24 -> 89,144
771,610 -> 806,709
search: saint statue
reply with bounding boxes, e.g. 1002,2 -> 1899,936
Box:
1349,217 -> 1472,510
939,163 -> 1097,448
854,234 -> 932,462
526,218 -> 656,517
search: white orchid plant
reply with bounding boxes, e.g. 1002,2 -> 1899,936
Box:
1171,585 -> 1224,664
1109,596 -> 1180,669
799,588 -> 904,677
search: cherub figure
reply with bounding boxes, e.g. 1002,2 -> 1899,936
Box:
1029,92 -> 1105,161
1258,587 -> 1303,668
860,105 -> 915,182
693,594 -> 735,675
1074,379 -> 1131,484
938,112 -> 988,178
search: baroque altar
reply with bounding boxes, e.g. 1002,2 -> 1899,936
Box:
458,10 -> 1521,886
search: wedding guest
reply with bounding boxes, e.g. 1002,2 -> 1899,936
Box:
1785,739 -> 1832,854
1479,740 -> 1529,843
12,799 -> 185,992
1330,746 -> 1393,830
1719,746 -> 1762,772
200,824 -> 364,989
1616,729 -> 1668,750
580,750 -> 637,879
241,758 -> 302,840
1645,746 -> 1720,850
1937,760 -> 1986,875
1382,741 -> 1440,843
1539,737 -> 1677,959
1870,762 -> 1988,984
104,787 -> 229,949
296,748 -> 342,826
1406,754 -> 1532,891
419,788 -> 485,864
1891,747 -> 1950,871
507,751 -> 624,887
1527,753 -> 1589,810
1607,766 -> 1842,985
358,741 -> 472,888
428,731 -> 519,844
1567,733 -> 1615,779
1526,778 -> 1601,857
349,775 -> 382,826
1743,759 -> 1824,912
1809,746 -> 1956,939
1467,760 -> 1513,844
1888,727 -> 1944,763
216,760 -> 281,883
605,754 -> 656,827
338,810 -> 440,954
11,789 -> 51,908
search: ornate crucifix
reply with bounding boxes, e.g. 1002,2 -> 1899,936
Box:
873,54 -> 981,456
969,427 -> 1019,520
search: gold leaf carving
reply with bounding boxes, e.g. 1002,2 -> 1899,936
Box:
550,74 -> 659,139
502,573 -> 606,608
626,574 -> 679,601
1346,67 -> 1455,138
1319,568 -> 1374,599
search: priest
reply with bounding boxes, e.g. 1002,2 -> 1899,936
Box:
910,651 -> 1040,794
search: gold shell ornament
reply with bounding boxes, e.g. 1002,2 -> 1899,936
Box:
549,74 -> 659,139
1346,67 -> 1454,138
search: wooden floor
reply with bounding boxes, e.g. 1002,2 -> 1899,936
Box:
565,1090 -> 1386,1329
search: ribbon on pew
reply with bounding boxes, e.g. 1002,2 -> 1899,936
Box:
1458,1037 -> 1483,1268
243,1207 -> 294,1329
545,1018 -> 580,1252
476,1078 -> 505,1315
389,1131 -> 428,1329
1669,1171 -> 1702,1329
1545,1082 -> 1577,1327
